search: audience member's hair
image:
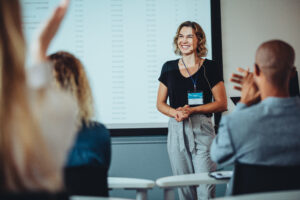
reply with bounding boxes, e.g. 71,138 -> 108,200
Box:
48,51 -> 94,126
173,21 -> 207,57
256,40 -> 295,89
0,0 -> 61,192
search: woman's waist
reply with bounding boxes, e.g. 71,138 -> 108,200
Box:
169,113 -> 212,122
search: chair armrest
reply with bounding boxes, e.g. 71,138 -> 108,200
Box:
108,177 -> 155,189
156,171 -> 231,188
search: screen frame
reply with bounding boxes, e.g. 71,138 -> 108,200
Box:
111,0 -> 223,136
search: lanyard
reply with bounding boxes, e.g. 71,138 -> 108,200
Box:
181,58 -> 198,91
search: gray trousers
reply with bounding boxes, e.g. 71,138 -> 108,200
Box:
167,114 -> 217,200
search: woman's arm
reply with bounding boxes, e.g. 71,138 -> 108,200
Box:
183,81 -> 227,115
32,0 -> 70,63
28,0 -> 70,89
156,82 -> 176,117
156,82 -> 185,121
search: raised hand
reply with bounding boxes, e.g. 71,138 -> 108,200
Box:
33,0 -> 70,63
230,67 -> 260,106
230,67 -> 249,91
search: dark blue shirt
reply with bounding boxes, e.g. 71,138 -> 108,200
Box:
66,121 -> 111,169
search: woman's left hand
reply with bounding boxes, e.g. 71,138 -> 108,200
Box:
33,0 -> 70,63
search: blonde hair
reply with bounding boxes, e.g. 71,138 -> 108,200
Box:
49,51 -> 94,126
173,21 -> 207,57
0,0 -> 61,192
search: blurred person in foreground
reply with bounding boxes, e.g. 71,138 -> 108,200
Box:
0,0 -> 77,194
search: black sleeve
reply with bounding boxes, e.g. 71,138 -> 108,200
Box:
205,60 -> 224,89
158,62 -> 169,87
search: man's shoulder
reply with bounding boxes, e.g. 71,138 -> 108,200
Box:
220,102 -> 272,135
224,103 -> 263,121
224,97 -> 300,127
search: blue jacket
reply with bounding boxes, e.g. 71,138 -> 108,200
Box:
66,121 -> 111,169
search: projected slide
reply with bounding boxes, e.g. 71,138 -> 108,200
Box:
21,0 -> 212,129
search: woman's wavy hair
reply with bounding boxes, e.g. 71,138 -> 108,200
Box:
48,51 -> 94,126
173,21 -> 207,57
0,0 -> 60,192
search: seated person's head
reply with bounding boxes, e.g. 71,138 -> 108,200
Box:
48,51 -> 94,125
254,40 -> 295,91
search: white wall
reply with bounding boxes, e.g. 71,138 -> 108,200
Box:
221,0 -> 300,112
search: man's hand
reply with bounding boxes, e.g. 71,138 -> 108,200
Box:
230,67 -> 260,106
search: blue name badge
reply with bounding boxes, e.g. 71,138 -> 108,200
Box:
188,91 -> 203,105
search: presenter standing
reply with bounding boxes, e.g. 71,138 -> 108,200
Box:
157,21 -> 227,200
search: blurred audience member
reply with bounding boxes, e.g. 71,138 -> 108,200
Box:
0,0 -> 77,193
49,51 -> 111,169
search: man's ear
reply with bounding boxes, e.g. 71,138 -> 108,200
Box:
290,66 -> 296,78
254,63 -> 260,76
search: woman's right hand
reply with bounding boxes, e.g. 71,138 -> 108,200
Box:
175,108 -> 188,122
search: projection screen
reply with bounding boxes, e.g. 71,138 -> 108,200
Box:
21,0 -> 222,135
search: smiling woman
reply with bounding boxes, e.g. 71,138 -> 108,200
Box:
156,21 -> 227,200
174,21 -> 207,58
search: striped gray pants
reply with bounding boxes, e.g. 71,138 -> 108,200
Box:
167,114 -> 217,200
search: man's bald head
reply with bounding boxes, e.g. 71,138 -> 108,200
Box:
255,40 -> 295,89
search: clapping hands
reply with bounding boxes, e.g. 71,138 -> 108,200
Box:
230,67 -> 260,106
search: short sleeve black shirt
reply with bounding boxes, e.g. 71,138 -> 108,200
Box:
158,59 -> 223,109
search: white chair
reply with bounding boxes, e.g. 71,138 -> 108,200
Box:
212,190 -> 300,200
108,177 -> 155,200
156,171 -> 231,200
71,196 -> 134,200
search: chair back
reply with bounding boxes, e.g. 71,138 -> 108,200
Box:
64,165 -> 108,197
232,162 -> 300,195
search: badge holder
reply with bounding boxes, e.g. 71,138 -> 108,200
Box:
188,90 -> 203,106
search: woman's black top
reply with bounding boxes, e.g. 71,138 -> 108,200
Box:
158,59 -> 223,109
